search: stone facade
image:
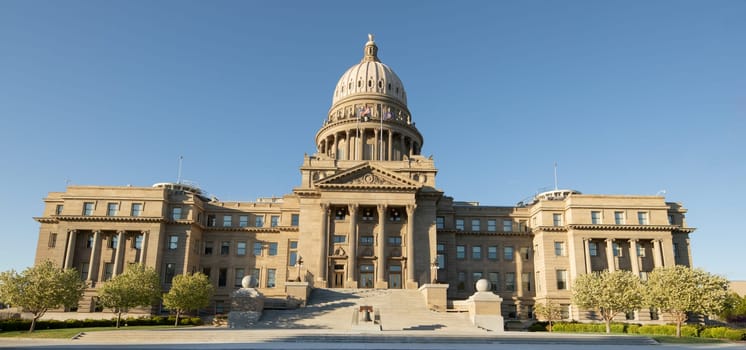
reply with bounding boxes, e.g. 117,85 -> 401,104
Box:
32,36 -> 694,323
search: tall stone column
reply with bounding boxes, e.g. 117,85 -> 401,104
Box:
88,230 -> 101,282
64,229 -> 77,269
182,231 -> 192,274
357,129 -> 364,160
399,134 -> 405,160
140,230 -> 149,265
332,133 -> 338,159
628,239 -> 640,277
406,204 -> 417,286
583,238 -> 592,273
652,239 -> 663,268
113,230 -> 125,276
373,129 -> 379,160
376,204 -> 387,286
346,130 -> 351,161
605,238 -> 616,272
319,203 -> 330,283
347,204 -> 358,286
387,130 -> 393,161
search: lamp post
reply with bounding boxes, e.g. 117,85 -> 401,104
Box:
296,256 -> 304,281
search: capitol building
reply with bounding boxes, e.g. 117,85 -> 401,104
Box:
33,35 -> 695,322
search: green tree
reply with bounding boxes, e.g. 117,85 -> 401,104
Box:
572,270 -> 643,334
645,266 -> 729,337
162,272 -> 214,326
533,300 -> 562,332
97,264 -> 161,328
0,260 -> 86,332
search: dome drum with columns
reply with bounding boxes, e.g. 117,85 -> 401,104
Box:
316,34 -> 423,161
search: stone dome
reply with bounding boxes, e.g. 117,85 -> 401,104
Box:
331,34 -> 407,108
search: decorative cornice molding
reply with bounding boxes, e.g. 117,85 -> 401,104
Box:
203,226 -> 299,233
36,215 -> 165,223
438,229 -> 533,237
568,224 -> 693,232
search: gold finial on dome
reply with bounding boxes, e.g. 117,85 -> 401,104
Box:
362,33 -> 379,63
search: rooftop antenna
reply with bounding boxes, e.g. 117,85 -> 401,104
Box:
177,156 -> 183,184
554,162 -> 559,190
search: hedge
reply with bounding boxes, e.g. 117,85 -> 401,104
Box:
0,316 -> 202,332
546,322 -> 744,340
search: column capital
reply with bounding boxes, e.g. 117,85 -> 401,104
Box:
406,204 -> 417,215
605,238 -> 615,243
67,229 -> 77,234
376,203 -> 387,214
92,230 -> 102,235
116,230 -> 126,235
320,202 -> 330,212
348,203 -> 358,214
628,238 -> 639,243
140,230 -> 149,235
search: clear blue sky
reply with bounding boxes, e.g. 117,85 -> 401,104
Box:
1,1 -> 744,280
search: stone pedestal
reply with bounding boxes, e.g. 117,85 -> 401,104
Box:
228,276 -> 265,329
285,282 -> 311,307
419,283 -> 448,312
467,279 -> 504,332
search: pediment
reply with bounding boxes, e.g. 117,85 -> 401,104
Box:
315,163 -> 419,190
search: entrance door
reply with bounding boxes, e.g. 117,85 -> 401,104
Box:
389,265 -> 402,288
332,264 -> 345,288
359,264 -> 374,288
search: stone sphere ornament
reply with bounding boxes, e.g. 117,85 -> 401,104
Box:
241,275 -> 256,289
475,278 -> 491,292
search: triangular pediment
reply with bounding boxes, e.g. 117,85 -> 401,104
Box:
315,163 -> 419,190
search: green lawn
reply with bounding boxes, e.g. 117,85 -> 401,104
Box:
0,325 -> 191,339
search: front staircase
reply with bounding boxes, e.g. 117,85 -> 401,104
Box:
256,288 -> 476,332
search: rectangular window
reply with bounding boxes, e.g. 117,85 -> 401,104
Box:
387,236 -> 402,246
333,235 -> 346,243
504,246 -> 514,261
487,219 -> 497,232
291,214 -> 300,226
637,211 -> 648,225
456,245 -> 466,259
131,203 -> 143,217
553,213 -> 562,226
554,241 -> 565,256
487,246 -> 498,260
223,215 -> 232,227
218,268 -> 227,287
505,272 -> 516,292
104,263 -> 114,281
271,215 -> 280,227
503,219 -> 513,232
289,251 -> 298,267
80,263 -> 89,280
361,207 -> 375,221
455,219 -> 464,231
436,243 -> 446,269
650,307 -> 659,320
589,242 -> 598,256
457,272 -> 466,291
221,241 -> 230,256
436,216 -> 445,229
251,268 -> 260,285
668,214 -> 674,225
171,207 -> 182,220
636,243 -> 645,257
560,304 -> 570,319
472,246 -> 482,259
488,272 -> 499,292
207,215 -> 216,227
591,211 -> 601,224
471,219 -> 480,231
522,272 -> 531,292
472,272 -> 483,286
673,242 -> 680,259
268,242 -> 278,256
109,235 -> 118,249
234,268 -> 245,288
107,203 -> 118,216
237,241 -> 247,256
204,241 -> 213,255
254,215 -> 264,227
613,242 -> 622,257
83,202 -> 94,216
614,211 -> 625,225
266,269 -> 276,288
168,235 -> 179,250
239,215 -> 249,227
520,246 -> 530,260
556,269 -> 567,290
334,207 -> 346,220
360,236 -> 374,246
165,263 -> 176,284
253,242 -> 263,256
55,204 -> 64,215
48,232 -> 57,248
134,235 -> 143,250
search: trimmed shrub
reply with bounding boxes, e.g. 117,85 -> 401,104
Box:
527,321 -> 548,332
